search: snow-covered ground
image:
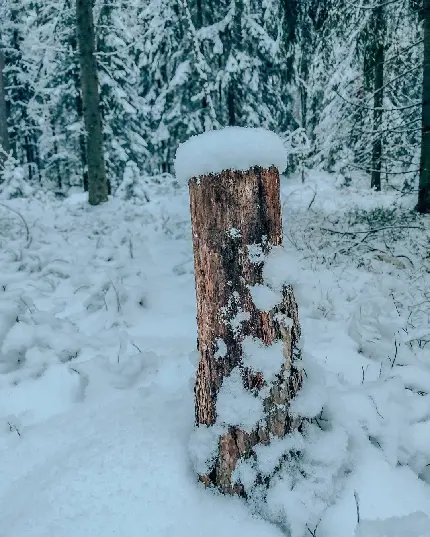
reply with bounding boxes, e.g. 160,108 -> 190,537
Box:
0,170 -> 430,537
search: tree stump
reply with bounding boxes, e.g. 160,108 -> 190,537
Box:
189,165 -> 303,495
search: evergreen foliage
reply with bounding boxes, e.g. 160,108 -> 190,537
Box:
0,0 -> 426,199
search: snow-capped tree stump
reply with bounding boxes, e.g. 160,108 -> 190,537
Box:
188,160 -> 303,495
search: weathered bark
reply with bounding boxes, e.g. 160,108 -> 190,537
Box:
418,0 -> 430,213
75,0 -> 108,205
371,5 -> 384,192
189,166 -> 302,495
0,50 -> 10,169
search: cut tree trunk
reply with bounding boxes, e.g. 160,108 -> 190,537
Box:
189,165 -> 303,495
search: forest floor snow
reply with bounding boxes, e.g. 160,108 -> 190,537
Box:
0,171 -> 430,537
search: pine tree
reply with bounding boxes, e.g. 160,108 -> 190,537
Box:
201,0 -> 287,130
140,0 -> 193,174
2,0 -> 41,183
94,0 -> 150,191
310,0 -> 421,191
20,0 -> 86,191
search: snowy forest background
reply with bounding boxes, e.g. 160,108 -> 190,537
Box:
2,2 -> 430,537
0,0 -> 424,197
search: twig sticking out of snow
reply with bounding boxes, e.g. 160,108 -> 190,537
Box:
321,225 -> 422,235
7,421 -> 21,437
0,202 -> 32,247
354,490 -> 360,525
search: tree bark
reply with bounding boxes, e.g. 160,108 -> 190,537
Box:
70,29 -> 89,192
75,0 -> 108,205
371,5 -> 384,192
418,0 -> 430,213
227,85 -> 236,126
0,50 -> 10,169
189,166 -> 302,495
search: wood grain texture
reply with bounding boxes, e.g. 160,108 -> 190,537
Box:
189,165 -> 302,494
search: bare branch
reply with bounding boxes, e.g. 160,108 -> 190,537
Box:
0,202 -> 32,247
321,225 -> 422,235
344,0 -> 405,8
342,38 -> 424,93
334,89 -> 420,112
307,190 -> 317,211
354,491 -> 360,526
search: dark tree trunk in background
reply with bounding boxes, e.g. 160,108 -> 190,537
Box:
76,86 -> 89,193
0,50 -> 10,169
371,5 -> 384,192
227,86 -> 236,126
50,118 -> 62,190
196,0 -> 203,26
418,0 -> 430,213
75,0 -> 108,205
189,165 -> 303,495
225,0 -> 244,127
70,30 -> 89,192
300,61 -> 308,137
282,0 -> 298,43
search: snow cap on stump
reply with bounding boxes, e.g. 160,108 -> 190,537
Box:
174,127 -> 288,182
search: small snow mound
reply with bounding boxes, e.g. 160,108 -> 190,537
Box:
355,512 -> 430,537
216,367 -> 263,432
174,127 -> 288,182
242,337 -> 284,383
249,284 -> 281,311
189,423 -> 225,475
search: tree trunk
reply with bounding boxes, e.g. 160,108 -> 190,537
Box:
189,166 -> 303,495
418,0 -> 430,213
299,23 -> 309,138
299,47 -> 309,184
76,86 -> 89,193
70,29 -> 89,192
371,6 -> 384,192
0,50 -> 10,169
227,85 -> 236,126
51,118 -> 62,190
75,0 -> 108,205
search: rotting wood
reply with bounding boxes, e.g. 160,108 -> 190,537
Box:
189,165 -> 302,494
